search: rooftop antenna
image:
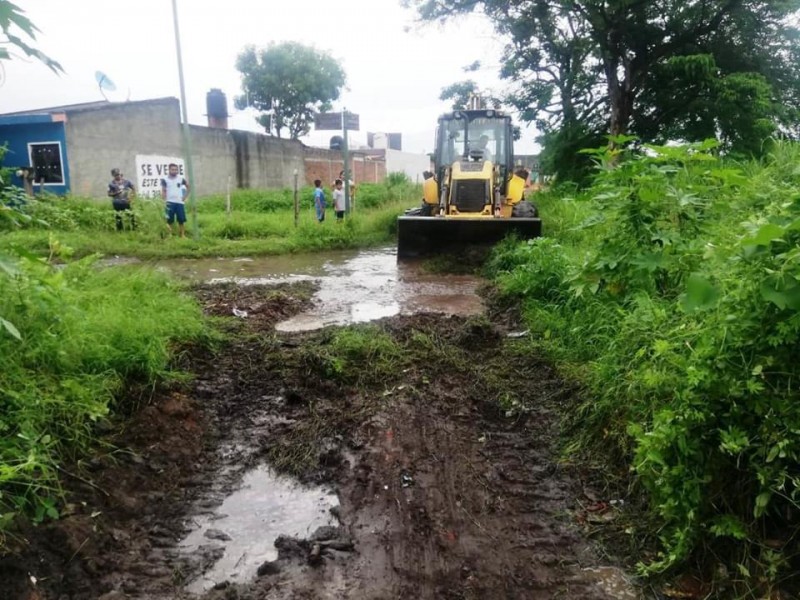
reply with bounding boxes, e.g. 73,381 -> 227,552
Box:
95,70 -> 117,101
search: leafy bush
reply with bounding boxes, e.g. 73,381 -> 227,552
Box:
385,171 -> 411,187
486,237 -> 569,303
487,140 -> 800,592
0,253 -> 208,538
199,188 -> 305,213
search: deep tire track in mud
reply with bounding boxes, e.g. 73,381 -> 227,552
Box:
2,282 -> 635,600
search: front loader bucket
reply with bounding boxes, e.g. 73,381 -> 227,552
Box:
397,216 -> 542,259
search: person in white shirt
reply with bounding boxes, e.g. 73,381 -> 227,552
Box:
332,179 -> 346,221
160,163 -> 190,238
332,170 -> 356,210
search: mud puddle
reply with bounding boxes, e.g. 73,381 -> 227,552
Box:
157,247 -> 484,331
179,466 -> 338,594
1,282 -> 638,600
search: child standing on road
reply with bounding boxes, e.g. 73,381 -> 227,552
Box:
313,179 -> 326,222
332,179 -> 345,221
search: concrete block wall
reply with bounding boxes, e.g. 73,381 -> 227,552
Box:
192,127 -> 306,192
65,98 -> 182,197
60,97 -> 386,197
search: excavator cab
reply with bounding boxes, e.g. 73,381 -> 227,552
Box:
397,109 -> 541,258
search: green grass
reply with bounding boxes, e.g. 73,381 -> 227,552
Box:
1,182 -> 419,259
308,325 -> 405,387
0,255 -> 209,543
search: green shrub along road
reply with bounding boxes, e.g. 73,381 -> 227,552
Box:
1,180 -> 419,259
0,256 -> 209,541
485,140 -> 800,595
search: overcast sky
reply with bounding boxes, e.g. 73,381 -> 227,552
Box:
0,0 -> 540,154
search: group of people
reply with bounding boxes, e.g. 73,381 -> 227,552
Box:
107,163 -> 189,237
313,170 -> 354,223
111,165 -> 356,232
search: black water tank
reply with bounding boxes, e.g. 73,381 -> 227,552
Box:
206,88 -> 228,118
330,135 -> 343,150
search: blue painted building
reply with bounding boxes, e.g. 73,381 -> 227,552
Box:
0,99 -> 179,197
0,110 -> 71,194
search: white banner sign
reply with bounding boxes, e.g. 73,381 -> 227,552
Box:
135,154 -> 185,198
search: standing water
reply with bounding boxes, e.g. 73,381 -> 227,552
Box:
157,246 -> 484,331
179,466 -> 338,594
149,247 -> 484,591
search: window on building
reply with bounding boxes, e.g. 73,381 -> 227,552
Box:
28,142 -> 64,184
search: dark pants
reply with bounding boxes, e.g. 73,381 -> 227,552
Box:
113,202 -> 135,231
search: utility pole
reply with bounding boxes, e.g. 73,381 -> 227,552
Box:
293,168 -> 299,227
171,0 -> 198,239
342,109 -> 351,213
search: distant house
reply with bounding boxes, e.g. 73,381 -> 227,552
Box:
0,96 -> 387,198
0,98 -> 186,196
0,101 -> 85,194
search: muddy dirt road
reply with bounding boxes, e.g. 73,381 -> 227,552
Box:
2,275 -> 636,599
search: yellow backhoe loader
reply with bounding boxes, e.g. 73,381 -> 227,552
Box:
397,109 -> 542,258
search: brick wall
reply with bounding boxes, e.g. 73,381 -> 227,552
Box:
302,147 -> 386,186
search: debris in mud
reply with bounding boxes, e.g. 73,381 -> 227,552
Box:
270,526 -> 356,571
507,329 -> 530,338
274,535 -> 307,561
204,529 -> 233,542
256,560 -> 281,577
309,525 -> 341,542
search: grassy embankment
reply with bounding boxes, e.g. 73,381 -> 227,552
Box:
0,255 -> 209,546
0,177 -> 418,548
2,179 -> 418,259
485,140 -> 800,595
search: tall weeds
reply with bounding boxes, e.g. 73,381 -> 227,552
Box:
1,181 -> 419,259
0,253 -> 207,540
486,140 -> 800,593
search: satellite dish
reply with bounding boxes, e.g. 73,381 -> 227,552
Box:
95,71 -> 117,100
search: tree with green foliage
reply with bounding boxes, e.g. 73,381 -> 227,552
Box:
439,79 -> 482,110
234,42 -> 346,139
0,0 -> 62,74
409,0 -> 800,169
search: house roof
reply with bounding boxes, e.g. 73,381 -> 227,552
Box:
0,97 -> 178,126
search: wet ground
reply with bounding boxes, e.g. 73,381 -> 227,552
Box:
2,250 -> 639,599
153,248 -> 484,331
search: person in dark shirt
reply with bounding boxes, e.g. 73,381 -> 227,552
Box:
107,168 -> 136,231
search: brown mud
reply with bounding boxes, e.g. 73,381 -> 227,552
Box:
1,281 -> 636,600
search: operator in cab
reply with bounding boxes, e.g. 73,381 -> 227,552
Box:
471,134 -> 494,162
